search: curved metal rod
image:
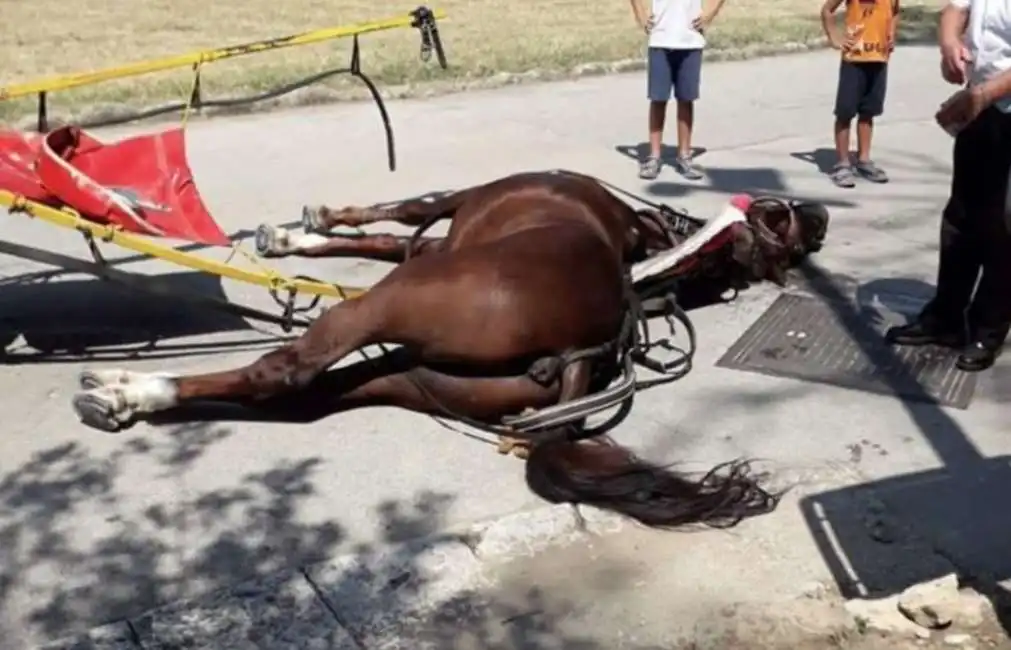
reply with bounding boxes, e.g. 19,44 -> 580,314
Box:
352,69 -> 396,172
75,62 -> 397,172
77,64 -> 356,130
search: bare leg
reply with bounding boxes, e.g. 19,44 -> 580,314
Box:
675,100 -> 694,159
255,227 -> 444,261
834,118 -> 851,166
648,100 -> 667,160
302,189 -> 472,233
855,116 -> 873,162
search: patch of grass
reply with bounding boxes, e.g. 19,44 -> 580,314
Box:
0,0 -> 939,125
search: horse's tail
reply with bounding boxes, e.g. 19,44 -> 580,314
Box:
523,437 -> 780,528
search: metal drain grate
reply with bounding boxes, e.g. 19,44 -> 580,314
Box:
715,293 -> 978,409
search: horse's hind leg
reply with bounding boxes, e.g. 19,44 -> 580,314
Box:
496,358 -> 594,460
255,228 -> 444,261
261,363 -> 563,425
301,189 -> 471,233
71,295 -> 388,432
75,352 -> 562,433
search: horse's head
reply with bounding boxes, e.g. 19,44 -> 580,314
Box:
732,197 -> 830,285
625,194 -> 829,295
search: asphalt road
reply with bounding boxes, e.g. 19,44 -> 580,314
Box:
2,45 -> 1008,647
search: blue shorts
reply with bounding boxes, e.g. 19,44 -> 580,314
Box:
647,47 -> 703,103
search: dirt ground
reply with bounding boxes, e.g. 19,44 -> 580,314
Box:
472,506 -> 1011,650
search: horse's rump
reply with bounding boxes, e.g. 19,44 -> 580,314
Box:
365,222 -> 627,368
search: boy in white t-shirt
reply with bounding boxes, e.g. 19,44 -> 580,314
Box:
630,0 -> 725,180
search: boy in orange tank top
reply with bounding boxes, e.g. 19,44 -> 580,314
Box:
820,0 -> 899,187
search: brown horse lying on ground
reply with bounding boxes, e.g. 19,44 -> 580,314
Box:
71,170 -> 829,529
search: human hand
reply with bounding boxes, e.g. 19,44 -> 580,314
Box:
829,30 -> 858,52
935,85 -> 990,135
940,40 -> 972,85
830,35 -> 857,52
692,10 -> 715,32
642,12 -> 656,33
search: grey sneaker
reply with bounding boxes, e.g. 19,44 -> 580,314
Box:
672,153 -> 705,181
639,156 -> 662,180
830,163 -> 856,188
854,159 -> 889,183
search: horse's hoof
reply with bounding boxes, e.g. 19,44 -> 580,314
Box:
78,368 -> 131,389
72,392 -> 126,433
496,435 -> 531,460
302,205 -> 327,235
254,224 -> 282,258
78,370 -> 106,390
510,445 -> 530,460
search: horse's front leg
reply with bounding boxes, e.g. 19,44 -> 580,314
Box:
301,189 -> 469,234
255,227 -> 444,261
71,295 -> 386,432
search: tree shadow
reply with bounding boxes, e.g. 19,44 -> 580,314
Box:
0,422 -> 667,650
0,423 -> 349,646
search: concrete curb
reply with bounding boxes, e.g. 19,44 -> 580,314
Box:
36,503 -> 632,649
8,38 -> 830,132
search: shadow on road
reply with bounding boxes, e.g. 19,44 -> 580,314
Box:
0,421 -> 664,650
790,148 -> 838,176
612,143 -> 860,210
0,268 -> 293,364
784,259 -> 1011,639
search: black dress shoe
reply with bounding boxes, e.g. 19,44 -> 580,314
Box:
956,341 -> 1001,372
884,321 -> 963,347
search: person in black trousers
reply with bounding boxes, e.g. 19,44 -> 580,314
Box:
885,0 -> 1011,372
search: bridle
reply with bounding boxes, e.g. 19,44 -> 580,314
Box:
747,196 -> 807,259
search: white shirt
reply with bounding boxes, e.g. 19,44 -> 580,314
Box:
649,0 -> 706,50
951,0 -> 1011,111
